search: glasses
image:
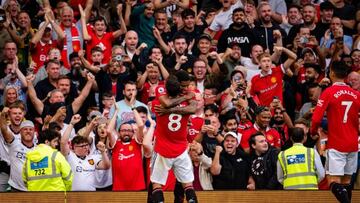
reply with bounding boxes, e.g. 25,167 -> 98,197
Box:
74,144 -> 89,148
120,129 -> 134,133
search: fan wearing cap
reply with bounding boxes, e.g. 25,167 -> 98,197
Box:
81,5 -> 126,65
210,131 -> 255,190
241,106 -> 281,153
29,9 -> 65,74
0,113 -> 36,191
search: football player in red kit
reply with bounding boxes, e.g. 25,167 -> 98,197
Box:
311,61 -> 360,203
151,71 -> 198,203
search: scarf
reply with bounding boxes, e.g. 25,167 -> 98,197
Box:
60,23 -> 81,69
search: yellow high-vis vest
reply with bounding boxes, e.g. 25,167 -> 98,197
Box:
23,144 -> 73,191
278,144 -> 318,190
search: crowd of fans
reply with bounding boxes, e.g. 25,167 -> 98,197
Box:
0,0 -> 359,201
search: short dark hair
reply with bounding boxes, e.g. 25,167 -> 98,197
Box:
289,127 -> 305,143
175,70 -> 190,83
233,7 -> 244,15
221,112 -> 238,126
71,135 -> 89,146
248,132 -> 265,150
91,46 -> 103,54
172,34 -> 187,43
204,104 -> 218,114
38,129 -> 60,144
166,75 -> 181,97
46,59 -> 61,68
102,92 -> 113,99
181,8 -> 195,19
304,63 -> 321,74
136,106 -> 148,115
330,61 -> 351,79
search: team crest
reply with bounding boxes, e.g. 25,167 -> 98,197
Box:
158,87 -> 164,93
129,145 -> 133,151
88,159 -> 94,165
271,77 -> 277,83
187,68 -> 192,73
266,134 -> 273,141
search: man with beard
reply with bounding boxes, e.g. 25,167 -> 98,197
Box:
110,81 -> 148,130
211,131 -> 255,190
286,4 -> 326,47
27,72 -> 95,124
153,10 -> 173,53
253,2 -> 286,54
217,8 -> 255,57
249,132 -> 281,189
176,9 -> 207,49
271,106 -> 294,149
241,106 -> 281,153
82,5 -> 126,64
0,116 -> 36,191
108,121 -> 145,191
296,63 -> 321,106
164,34 -> 195,74
93,57 -> 137,103
299,83 -> 320,119
0,101 -> 27,191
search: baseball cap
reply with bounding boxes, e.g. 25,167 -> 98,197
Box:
199,33 -> 212,42
39,21 -> 53,31
224,131 -> 240,144
301,47 -> 317,58
20,120 -> 34,129
87,110 -> 102,121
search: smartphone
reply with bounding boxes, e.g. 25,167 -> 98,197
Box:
204,119 -> 210,125
209,46 -> 217,52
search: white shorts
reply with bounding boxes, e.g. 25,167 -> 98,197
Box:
150,150 -> 194,185
325,149 -> 358,176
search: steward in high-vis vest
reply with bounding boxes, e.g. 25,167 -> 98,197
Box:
23,129 -> 73,191
277,127 -> 324,190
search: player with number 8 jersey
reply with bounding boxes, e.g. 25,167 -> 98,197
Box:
151,88 -> 190,158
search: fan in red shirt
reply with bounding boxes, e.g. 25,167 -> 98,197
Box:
82,5 -> 126,64
108,103 -> 145,191
30,19 -> 64,73
250,48 -> 297,106
150,71 -> 198,203
311,61 -> 360,203
240,106 -> 281,153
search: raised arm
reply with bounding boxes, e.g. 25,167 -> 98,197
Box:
78,50 -> 100,73
210,145 -> 223,175
113,4 -> 127,38
95,142 -> 111,170
155,56 -> 169,80
107,99 -> 119,149
79,5 -> 91,41
61,114 -> 81,156
0,111 -> 14,143
30,16 -> 50,47
83,0 -> 94,22
132,107 -> 145,143
71,73 -> 95,113
155,98 -> 197,115
282,47 -> 297,71
143,114 -> 155,158
158,91 -> 194,108
26,74 -> 44,114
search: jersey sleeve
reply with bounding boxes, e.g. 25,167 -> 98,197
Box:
310,89 -> 330,135
155,85 -> 167,98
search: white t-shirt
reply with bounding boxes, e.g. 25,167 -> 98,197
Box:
8,137 -> 36,191
61,123 -> 76,140
66,151 -> 101,191
209,1 -> 243,31
241,57 -> 259,71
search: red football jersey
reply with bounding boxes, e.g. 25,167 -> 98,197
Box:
141,81 -> 165,104
187,115 -> 204,143
112,139 -> 145,191
240,124 -> 281,150
250,65 -> 284,106
152,98 -> 190,158
86,26 -> 114,64
311,83 -> 360,152
31,40 -> 58,73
